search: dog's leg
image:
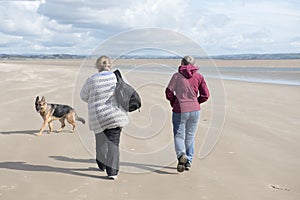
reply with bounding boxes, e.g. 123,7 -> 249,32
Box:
57,118 -> 66,132
36,120 -> 48,136
66,113 -> 76,133
48,122 -> 53,134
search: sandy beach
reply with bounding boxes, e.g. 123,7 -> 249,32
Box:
0,59 -> 299,200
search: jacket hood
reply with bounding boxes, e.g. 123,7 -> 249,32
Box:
178,64 -> 199,78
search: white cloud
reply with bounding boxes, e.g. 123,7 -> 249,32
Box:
186,0 -> 300,54
0,0 -> 300,54
1,1 -> 46,36
0,33 -> 23,47
37,0 -> 187,30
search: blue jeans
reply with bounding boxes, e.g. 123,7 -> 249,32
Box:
172,111 -> 200,163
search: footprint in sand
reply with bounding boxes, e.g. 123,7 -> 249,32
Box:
268,184 -> 290,191
1,185 -> 16,190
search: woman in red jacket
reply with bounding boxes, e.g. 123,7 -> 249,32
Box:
165,56 -> 210,172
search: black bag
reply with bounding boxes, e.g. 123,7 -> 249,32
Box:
113,70 -> 141,112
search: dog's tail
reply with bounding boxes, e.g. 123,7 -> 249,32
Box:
74,111 -> 85,124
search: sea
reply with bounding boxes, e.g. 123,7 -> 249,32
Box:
117,65 -> 300,86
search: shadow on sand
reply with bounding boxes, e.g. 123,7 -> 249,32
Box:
0,130 -> 39,135
0,156 -> 177,179
49,156 -> 177,175
0,129 -> 76,135
0,161 -> 109,180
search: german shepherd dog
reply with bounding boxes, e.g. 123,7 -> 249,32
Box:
35,96 -> 85,136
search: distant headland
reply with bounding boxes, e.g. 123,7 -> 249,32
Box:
1,53 -> 300,60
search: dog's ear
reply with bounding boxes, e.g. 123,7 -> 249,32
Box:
41,96 -> 45,102
35,96 -> 39,103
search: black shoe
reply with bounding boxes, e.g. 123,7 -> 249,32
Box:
177,154 -> 188,173
185,162 -> 191,171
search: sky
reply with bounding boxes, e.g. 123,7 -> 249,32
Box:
1,0 -> 300,56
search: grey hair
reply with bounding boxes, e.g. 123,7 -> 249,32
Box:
181,56 -> 195,65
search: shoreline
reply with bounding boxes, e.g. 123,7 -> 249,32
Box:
1,58 -> 300,68
1,59 -> 299,86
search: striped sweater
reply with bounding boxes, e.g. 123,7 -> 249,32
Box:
80,71 -> 129,133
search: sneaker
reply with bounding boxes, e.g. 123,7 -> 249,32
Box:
185,162 -> 191,171
177,154 -> 188,173
108,175 -> 117,180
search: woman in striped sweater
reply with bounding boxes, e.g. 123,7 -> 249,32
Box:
80,55 -> 128,180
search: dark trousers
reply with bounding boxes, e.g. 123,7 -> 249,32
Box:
95,127 -> 121,176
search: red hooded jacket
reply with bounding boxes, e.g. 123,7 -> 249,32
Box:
165,64 -> 210,113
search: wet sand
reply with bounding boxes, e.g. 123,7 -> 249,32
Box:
0,59 -> 299,200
